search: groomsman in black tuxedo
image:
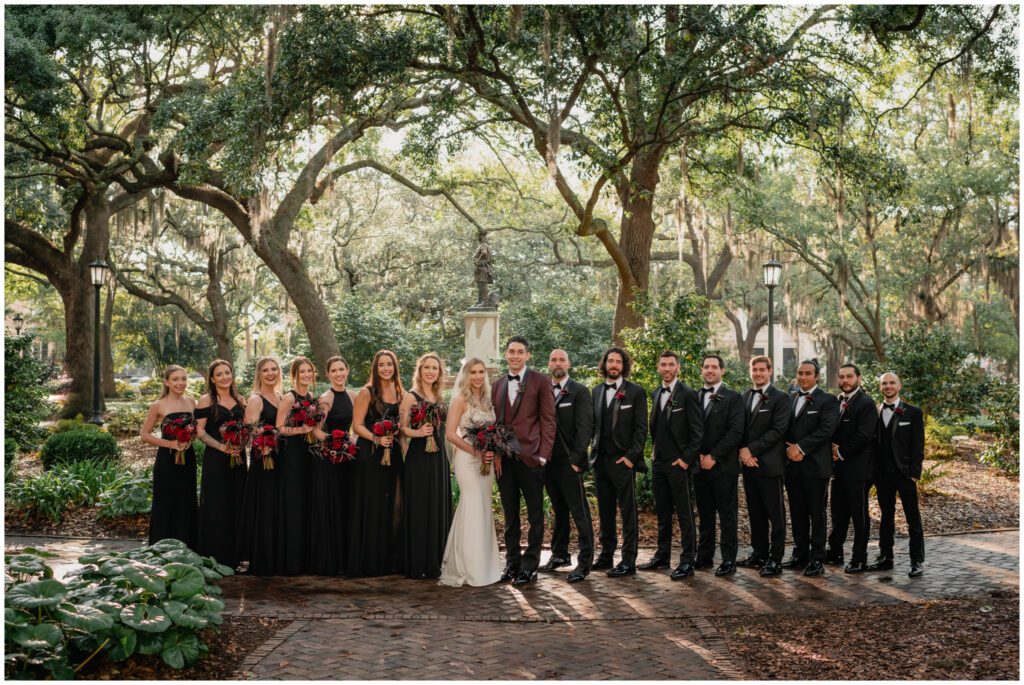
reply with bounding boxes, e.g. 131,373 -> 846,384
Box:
693,354 -> 745,577
590,347 -> 648,577
826,363 -> 877,573
783,359 -> 840,577
868,372 -> 926,577
737,355 -> 792,577
638,350 -> 703,580
542,349 -> 595,583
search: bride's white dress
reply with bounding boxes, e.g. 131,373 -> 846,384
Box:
438,405 -> 502,587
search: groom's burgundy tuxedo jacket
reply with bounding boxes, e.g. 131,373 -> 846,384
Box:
491,368 -> 557,468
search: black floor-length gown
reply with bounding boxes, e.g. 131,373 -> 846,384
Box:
308,389 -> 353,576
347,398 -> 403,576
237,396 -> 282,576
196,403 -> 248,568
149,411 -> 199,549
277,390 -> 315,575
402,392 -> 453,579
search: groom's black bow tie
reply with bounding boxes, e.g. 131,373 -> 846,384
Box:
507,374 -> 521,382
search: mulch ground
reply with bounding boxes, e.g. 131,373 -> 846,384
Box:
713,591 -> 1019,680
75,616 -> 290,680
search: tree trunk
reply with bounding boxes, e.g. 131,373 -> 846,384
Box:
725,310 -> 768,366
612,151 -> 664,342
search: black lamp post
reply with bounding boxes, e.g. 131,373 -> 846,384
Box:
252,331 -> 260,358
89,259 -> 110,425
762,257 -> 783,371
13,313 -> 24,336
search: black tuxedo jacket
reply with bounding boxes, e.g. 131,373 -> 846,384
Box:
590,379 -> 648,472
695,385 -> 745,479
740,385 -> 792,479
875,400 -> 925,480
551,378 -> 594,471
648,381 -> 702,469
833,388 -> 877,481
785,387 -> 840,480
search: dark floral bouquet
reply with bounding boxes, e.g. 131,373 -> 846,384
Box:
464,421 -> 520,476
220,419 -> 249,467
160,414 -> 197,466
250,423 -> 279,470
408,400 -> 447,453
372,410 -> 401,466
288,397 -> 327,444
315,428 -> 359,464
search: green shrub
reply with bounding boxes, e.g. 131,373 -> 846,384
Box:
138,377 -> 163,398
114,380 -> 139,399
105,403 -> 149,438
925,417 -> 960,460
5,462 -> 123,523
5,437 -> 18,469
52,415 -> 102,434
5,333 -> 57,453
978,378 -> 1019,476
4,539 -> 231,679
98,472 -> 153,519
621,293 -> 712,391
40,429 -> 120,470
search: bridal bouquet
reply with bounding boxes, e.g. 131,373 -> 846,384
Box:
372,410 -> 401,466
464,421 -> 519,476
160,414 -> 197,466
408,400 -> 447,453
315,428 -> 359,464
220,419 -> 249,468
250,423 -> 279,470
288,397 -> 327,444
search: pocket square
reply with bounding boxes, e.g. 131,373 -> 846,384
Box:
558,402 -> 572,408
898,421 -> 911,426
619,404 -> 633,409
671,407 -> 685,413
757,408 -> 769,413
807,410 -> 820,414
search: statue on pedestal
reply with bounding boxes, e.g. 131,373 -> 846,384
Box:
472,240 -> 499,309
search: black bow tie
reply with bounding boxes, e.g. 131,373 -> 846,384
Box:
751,388 -> 764,395
508,374 -> 521,382
882,402 -> 896,410
660,386 -> 671,394
798,391 -> 811,397
553,383 -> 562,391
700,387 -> 714,394
605,383 -> 618,390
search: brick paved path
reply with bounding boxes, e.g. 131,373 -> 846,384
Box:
7,531 -> 1018,679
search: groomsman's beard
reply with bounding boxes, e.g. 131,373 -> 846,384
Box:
605,369 -> 621,380
551,368 -> 567,379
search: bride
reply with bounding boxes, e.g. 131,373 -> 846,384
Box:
438,357 -> 502,587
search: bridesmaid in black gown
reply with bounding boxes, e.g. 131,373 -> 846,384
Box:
195,359 -> 248,569
308,355 -> 355,575
142,365 -> 198,549
348,349 -> 405,577
276,357 -> 319,575
399,352 -> 453,579
237,357 -> 284,576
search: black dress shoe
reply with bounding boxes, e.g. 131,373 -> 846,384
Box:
606,563 -> 636,577
824,555 -> 844,567
781,556 -> 808,569
693,558 -> 714,570
592,557 -> 614,570
511,569 -> 537,586
638,557 -> 670,571
714,561 -> 736,577
866,556 -> 894,572
758,560 -> 782,577
736,555 -> 767,569
803,560 -> 825,577
844,560 -> 867,574
670,564 -> 694,580
908,561 -> 924,578
541,556 -> 571,572
500,567 -> 520,582
566,568 -> 589,583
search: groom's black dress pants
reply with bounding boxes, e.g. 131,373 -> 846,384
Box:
497,458 -> 545,573
544,454 -> 594,569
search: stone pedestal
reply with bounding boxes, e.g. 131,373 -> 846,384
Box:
463,309 -> 500,372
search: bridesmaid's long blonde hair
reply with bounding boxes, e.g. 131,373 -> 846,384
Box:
453,358 -> 492,413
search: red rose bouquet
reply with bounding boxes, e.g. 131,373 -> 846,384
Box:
372,410 -> 401,466
315,428 -> 359,464
288,397 -> 327,444
250,423 -> 279,470
464,421 -> 519,476
220,419 -> 249,468
408,400 -> 447,453
160,414 -> 197,466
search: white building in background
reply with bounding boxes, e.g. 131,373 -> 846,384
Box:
710,310 -> 824,382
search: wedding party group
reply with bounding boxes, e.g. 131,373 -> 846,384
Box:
140,335 -> 926,588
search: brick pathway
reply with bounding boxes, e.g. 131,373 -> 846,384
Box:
6,531 -> 1018,679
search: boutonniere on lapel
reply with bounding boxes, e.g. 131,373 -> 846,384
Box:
893,405 -> 905,417
560,387 -> 570,397
667,396 -> 678,409
840,397 -> 849,412
709,392 -> 721,403
614,390 -> 626,401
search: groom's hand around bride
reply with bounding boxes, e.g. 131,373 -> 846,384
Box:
615,456 -> 634,469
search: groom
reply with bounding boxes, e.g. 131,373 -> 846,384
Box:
492,336 -> 557,586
